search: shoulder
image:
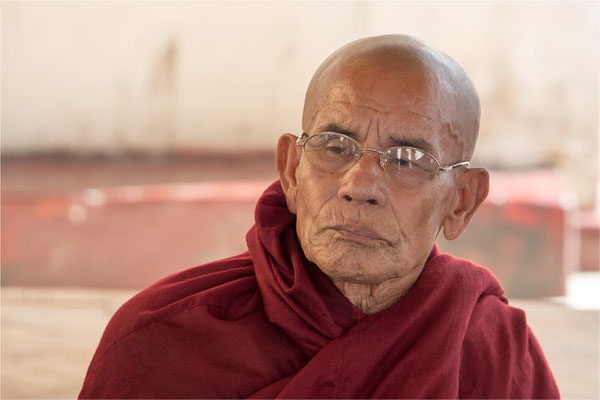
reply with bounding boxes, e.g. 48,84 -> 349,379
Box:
80,252 -> 259,392
419,250 -> 559,398
108,251 -> 256,336
459,295 -> 559,398
416,250 -> 506,308
431,251 -> 502,286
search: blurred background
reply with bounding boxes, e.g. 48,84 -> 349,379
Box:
1,1 -> 598,398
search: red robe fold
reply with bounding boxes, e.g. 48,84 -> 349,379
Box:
79,181 -> 559,399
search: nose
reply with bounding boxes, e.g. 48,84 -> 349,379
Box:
337,150 -> 387,206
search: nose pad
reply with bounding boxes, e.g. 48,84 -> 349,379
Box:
379,156 -> 387,170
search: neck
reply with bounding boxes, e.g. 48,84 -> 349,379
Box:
331,269 -> 422,314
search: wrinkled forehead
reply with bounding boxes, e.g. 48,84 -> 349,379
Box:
311,92 -> 459,164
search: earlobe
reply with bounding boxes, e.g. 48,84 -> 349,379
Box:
442,168 -> 490,240
276,133 -> 302,214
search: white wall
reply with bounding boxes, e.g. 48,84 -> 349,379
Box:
2,1 -> 598,204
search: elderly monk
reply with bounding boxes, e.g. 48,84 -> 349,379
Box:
80,34 -> 559,399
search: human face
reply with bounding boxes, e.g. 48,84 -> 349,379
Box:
294,61 -> 463,284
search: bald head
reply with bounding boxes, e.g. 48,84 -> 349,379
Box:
302,34 -> 481,160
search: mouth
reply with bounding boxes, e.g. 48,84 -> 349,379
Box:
327,225 -> 388,245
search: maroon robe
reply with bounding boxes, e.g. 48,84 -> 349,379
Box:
79,181 -> 559,399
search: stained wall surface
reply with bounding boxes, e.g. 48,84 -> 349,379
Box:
2,1 -> 598,205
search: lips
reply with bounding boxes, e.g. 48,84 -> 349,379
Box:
327,225 -> 388,244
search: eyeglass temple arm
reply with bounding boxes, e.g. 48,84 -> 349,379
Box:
296,133 -> 308,146
439,161 -> 470,171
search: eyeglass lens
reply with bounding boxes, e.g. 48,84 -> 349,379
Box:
303,132 -> 438,187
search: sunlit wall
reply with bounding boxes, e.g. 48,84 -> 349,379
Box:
2,1 -> 598,206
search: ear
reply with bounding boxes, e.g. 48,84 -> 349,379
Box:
276,133 -> 302,214
442,168 -> 490,240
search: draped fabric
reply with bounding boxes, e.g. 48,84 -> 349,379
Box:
79,181 -> 559,399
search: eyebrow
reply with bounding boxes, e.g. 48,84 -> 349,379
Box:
317,123 -> 435,154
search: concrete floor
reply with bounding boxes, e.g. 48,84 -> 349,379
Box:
1,286 -> 598,399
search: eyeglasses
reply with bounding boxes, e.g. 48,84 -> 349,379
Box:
296,132 -> 470,188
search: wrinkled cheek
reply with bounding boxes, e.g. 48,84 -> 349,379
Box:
294,197 -> 320,261
412,198 -> 443,248
296,207 -> 337,265
417,199 -> 436,226
294,208 -> 310,250
294,176 -> 333,247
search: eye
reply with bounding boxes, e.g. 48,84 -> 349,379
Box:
384,148 -> 433,172
395,157 -> 413,167
388,154 -> 416,169
325,144 -> 345,154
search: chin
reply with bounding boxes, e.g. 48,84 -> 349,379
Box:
301,230 -> 405,281
312,249 -> 401,284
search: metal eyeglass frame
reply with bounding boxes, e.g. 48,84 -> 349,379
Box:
296,132 -> 470,175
